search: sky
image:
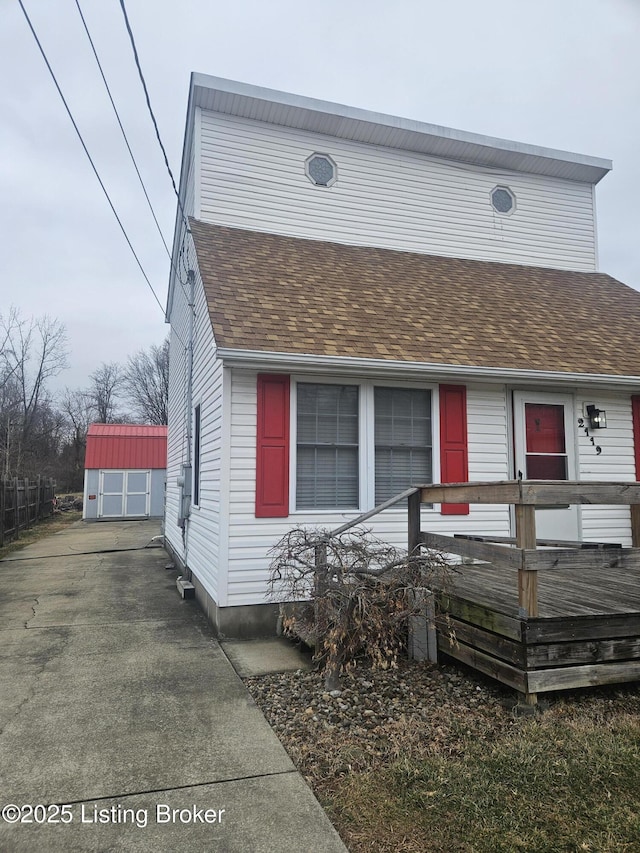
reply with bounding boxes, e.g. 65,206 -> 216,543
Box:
1,0 -> 639,393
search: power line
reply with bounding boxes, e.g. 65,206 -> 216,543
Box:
73,0 -> 191,310
118,0 -> 189,231
17,0 -> 166,318
117,0 -> 193,309
73,0 -> 172,261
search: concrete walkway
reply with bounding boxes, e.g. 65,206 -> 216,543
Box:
0,520 -> 347,852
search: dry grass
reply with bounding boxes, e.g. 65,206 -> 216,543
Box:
327,713 -> 640,852
0,511 -> 82,561
247,662 -> 640,853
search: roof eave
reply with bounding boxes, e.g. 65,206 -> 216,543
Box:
191,73 -> 612,184
216,348 -> 640,389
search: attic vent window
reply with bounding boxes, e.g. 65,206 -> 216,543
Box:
305,153 -> 337,187
491,186 -> 516,215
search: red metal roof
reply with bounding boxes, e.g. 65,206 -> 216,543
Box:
84,424 -> 168,470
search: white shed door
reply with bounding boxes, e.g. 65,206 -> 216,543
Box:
98,470 -> 150,518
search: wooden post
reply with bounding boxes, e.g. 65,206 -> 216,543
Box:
35,475 -> 41,522
408,489 -> 421,555
314,541 -> 328,653
25,478 -> 32,530
0,478 -> 5,547
14,478 -> 19,540
315,540 -> 342,689
515,503 -> 538,618
515,502 -> 537,705
409,588 -> 438,663
406,490 -> 437,662
631,505 -> 640,548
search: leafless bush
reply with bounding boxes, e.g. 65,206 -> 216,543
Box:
267,526 -> 454,688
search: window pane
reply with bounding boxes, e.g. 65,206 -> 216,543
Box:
525,404 -> 566,454
374,388 -> 432,503
127,472 -> 148,493
296,384 -> 359,509
526,455 -> 567,480
297,447 -> 358,508
102,472 -> 123,493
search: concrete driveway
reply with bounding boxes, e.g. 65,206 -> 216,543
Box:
0,520 -> 346,852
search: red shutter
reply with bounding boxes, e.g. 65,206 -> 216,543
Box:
439,384 -> 469,515
256,374 -> 290,518
633,396 -> 640,480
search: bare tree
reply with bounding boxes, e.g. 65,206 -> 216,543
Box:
0,308 -> 68,474
88,362 -> 124,423
58,388 -> 95,488
122,338 -> 169,425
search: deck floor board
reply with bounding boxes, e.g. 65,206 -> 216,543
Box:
444,562 -> 640,619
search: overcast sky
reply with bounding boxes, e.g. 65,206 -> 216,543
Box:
1,0 -> 639,393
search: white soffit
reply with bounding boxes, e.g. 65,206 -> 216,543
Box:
191,74 -> 612,184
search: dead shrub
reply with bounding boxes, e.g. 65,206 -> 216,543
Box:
267,526 -> 453,688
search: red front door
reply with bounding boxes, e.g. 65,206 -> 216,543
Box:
513,392 -> 579,541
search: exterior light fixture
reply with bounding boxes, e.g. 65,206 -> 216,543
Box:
586,404 -> 607,429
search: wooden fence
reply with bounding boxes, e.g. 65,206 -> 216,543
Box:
0,477 -> 57,547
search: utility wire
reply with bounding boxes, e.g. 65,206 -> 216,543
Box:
118,0 -> 189,232
73,0 -> 172,260
16,0 -> 186,342
117,0 -> 193,312
73,0 -> 190,310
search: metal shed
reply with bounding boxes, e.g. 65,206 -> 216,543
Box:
83,424 -> 167,520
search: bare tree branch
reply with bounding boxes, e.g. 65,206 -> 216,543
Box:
87,362 -> 124,423
268,526 -> 454,688
121,338 -> 168,425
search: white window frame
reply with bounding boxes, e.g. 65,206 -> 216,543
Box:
289,376 -> 439,515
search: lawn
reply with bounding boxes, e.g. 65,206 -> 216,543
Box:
246,661 -> 640,853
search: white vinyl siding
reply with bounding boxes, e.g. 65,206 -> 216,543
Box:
165,236 -> 225,604
165,276 -> 191,563
577,393 -> 636,546
225,373 -> 513,607
198,111 -> 597,272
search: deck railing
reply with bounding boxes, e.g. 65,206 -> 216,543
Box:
409,480 -> 640,619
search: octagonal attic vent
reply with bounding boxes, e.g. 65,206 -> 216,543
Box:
491,186 -> 515,215
305,153 -> 337,187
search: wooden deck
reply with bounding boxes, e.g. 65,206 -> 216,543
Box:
408,481 -> 640,702
433,562 -> 640,699
446,561 -> 640,618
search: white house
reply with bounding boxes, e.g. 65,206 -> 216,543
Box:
164,74 -> 640,637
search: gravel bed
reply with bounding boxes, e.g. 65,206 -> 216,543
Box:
244,659 -> 517,783
245,659 -> 640,852
245,657 -> 640,784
